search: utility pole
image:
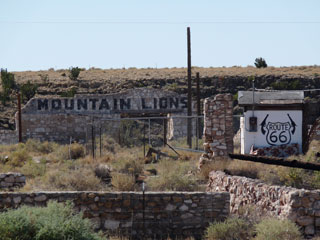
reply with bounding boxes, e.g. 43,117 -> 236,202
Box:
187,27 -> 192,148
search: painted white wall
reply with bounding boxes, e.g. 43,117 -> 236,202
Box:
240,110 -> 302,154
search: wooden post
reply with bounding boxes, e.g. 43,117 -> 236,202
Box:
99,126 -> 102,157
91,124 -> 95,159
196,72 -> 202,139
187,27 -> 192,148
17,92 -> 22,143
163,118 -> 167,147
143,121 -> 146,157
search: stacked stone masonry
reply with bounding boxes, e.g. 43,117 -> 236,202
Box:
0,191 -> 229,239
207,170 -> 320,236
0,129 -> 18,145
199,94 -> 233,168
0,173 -> 25,190
14,88 -> 196,144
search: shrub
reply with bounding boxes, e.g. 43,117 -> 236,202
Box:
60,87 -> 77,97
69,66 -> 81,81
58,143 -> 85,160
270,80 -> 301,90
113,157 -> 144,177
111,172 -> 135,191
0,68 -> 16,104
25,139 -> 58,154
19,159 -> 46,178
9,148 -> 31,167
205,217 -> 252,240
20,81 -> 38,102
0,201 -> 104,240
146,159 -> 198,191
254,58 -> 268,68
254,218 -> 302,240
44,167 -> 103,191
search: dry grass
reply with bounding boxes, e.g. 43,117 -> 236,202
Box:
10,66 -> 320,86
111,173 -> 136,191
0,137 -> 202,192
146,158 -> 199,191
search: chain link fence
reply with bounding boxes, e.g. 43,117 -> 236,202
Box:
84,115 -> 242,158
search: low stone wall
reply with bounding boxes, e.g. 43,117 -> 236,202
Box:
0,129 -> 18,145
0,191 -> 229,239
0,173 -> 26,190
207,171 -> 320,236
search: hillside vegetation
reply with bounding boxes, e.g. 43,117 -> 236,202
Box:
1,66 -> 320,129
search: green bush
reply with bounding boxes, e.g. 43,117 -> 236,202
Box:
0,68 -> 16,105
0,201 -> 104,240
270,80 -> 301,90
69,67 -> 81,81
205,217 -> 252,240
60,87 -> 77,97
254,58 -> 268,68
9,148 -> 32,167
254,218 -> 302,240
20,80 -> 38,102
58,143 -> 85,160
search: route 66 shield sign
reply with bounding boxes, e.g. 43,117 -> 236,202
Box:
260,114 -> 297,146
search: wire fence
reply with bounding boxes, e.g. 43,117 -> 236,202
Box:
84,115 -> 242,158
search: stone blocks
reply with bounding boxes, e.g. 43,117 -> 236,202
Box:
0,172 -> 25,190
207,170 -> 320,236
199,94 -> 233,168
0,191 -> 229,239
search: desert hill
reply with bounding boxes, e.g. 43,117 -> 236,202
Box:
1,66 -> 320,129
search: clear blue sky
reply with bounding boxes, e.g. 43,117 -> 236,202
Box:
1,0 -> 320,71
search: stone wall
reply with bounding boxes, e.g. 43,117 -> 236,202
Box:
199,94 -> 233,168
0,173 -> 25,190
207,171 -> 320,236
13,88 -> 194,144
0,191 -> 229,239
0,129 -> 18,145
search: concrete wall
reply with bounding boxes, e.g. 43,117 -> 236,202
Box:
207,171 -> 320,236
241,110 -> 303,154
0,191 -> 229,239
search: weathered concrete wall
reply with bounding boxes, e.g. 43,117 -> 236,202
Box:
199,94 -> 233,168
0,191 -> 229,239
207,171 -> 320,236
0,173 -> 25,190
0,129 -> 18,145
16,88 -> 192,144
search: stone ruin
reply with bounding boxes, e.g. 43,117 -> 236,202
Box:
199,93 -> 320,236
199,93 -> 233,168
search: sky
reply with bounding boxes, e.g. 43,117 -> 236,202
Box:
1,0 -> 320,71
